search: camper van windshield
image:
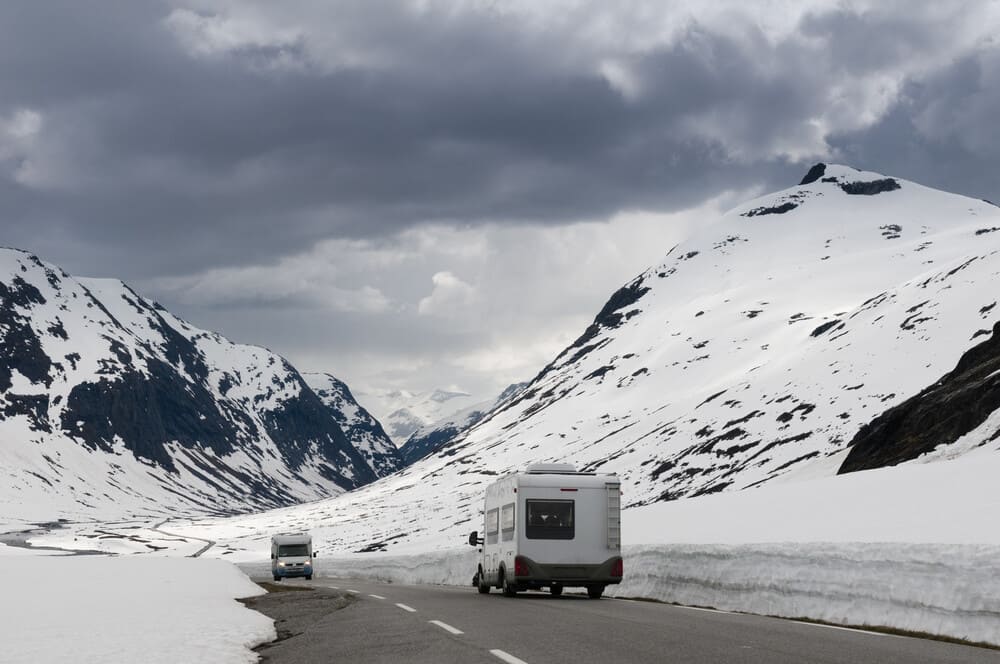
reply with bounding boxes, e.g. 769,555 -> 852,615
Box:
278,544 -> 309,557
525,499 -> 574,540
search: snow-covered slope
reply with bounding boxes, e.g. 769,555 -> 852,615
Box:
398,382 -> 527,466
166,164 -> 1000,555
460,164 -> 1000,504
0,249 -> 389,521
302,372 -> 401,475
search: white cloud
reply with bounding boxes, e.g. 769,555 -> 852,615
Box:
150,249 -> 392,314
417,271 -> 477,316
0,109 -> 44,186
164,7 -> 305,68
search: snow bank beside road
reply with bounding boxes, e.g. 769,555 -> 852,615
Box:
0,556 -> 274,664
617,543 -> 1000,646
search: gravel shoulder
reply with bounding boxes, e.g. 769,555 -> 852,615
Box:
238,583 -> 356,662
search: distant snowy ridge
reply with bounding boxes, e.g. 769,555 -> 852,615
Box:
0,248 -> 394,521
361,387 -> 483,444
398,381 -> 527,466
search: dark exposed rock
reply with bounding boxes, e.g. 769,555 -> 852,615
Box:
567,276 -> 650,351
400,425 -> 463,466
880,224 -> 902,239
585,365 -> 615,380
840,178 -> 901,195
61,359 -> 248,471
260,378 -> 377,489
839,321 -> 1000,473
810,319 -> 842,337
799,163 -> 827,185
742,202 -> 798,217
0,277 -> 52,393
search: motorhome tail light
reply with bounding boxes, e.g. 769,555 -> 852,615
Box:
560,488 -> 578,492
612,558 -> 623,577
514,556 -> 530,577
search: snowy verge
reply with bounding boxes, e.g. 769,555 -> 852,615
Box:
0,556 -> 275,664
267,543 -> 1000,647
615,543 -> 1000,646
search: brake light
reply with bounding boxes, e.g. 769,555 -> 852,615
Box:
612,558 -> 623,577
514,556 -> 529,577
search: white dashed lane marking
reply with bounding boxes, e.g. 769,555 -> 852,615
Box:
428,620 -> 464,635
369,594 -> 386,600
490,649 -> 530,664
396,603 -> 417,613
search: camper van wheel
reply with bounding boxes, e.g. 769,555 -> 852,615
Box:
586,585 -> 605,599
476,569 -> 491,594
550,584 -> 563,597
501,571 -> 517,597
273,576 -> 281,582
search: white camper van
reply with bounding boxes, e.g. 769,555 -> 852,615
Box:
468,464 -> 622,598
271,533 -> 315,581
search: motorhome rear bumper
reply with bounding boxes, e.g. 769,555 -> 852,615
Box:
513,555 -> 623,587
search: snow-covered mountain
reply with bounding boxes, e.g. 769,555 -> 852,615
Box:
167,164 -> 1000,555
0,248 -> 392,521
398,382 -> 527,466
301,373 -> 401,475
359,387 -> 483,444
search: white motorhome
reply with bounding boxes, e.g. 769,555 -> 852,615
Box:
271,533 -> 315,581
468,463 -> 622,598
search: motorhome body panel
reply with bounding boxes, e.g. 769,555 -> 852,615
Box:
479,470 -> 621,590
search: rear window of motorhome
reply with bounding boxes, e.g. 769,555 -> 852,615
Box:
501,503 -> 515,541
525,499 -> 574,540
278,544 -> 309,557
486,508 -> 499,544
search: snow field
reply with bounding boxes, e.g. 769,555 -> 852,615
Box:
0,555 -> 275,664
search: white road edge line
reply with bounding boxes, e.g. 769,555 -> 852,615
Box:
346,589 -> 360,594
369,594 -> 386,600
429,620 -> 464,635
792,621 -> 898,638
674,605 -> 734,615
490,649 -> 529,664
396,603 -> 417,613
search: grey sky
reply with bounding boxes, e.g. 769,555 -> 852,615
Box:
2,1 -> 998,420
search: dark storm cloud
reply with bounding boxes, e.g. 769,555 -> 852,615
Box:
828,49 -> 1000,204
0,1 -> 996,282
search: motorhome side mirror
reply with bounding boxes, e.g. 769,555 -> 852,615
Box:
313,552 -> 317,558
270,554 -> 275,560
468,531 -> 478,547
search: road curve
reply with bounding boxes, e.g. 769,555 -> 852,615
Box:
151,519 -> 215,557
245,576 -> 999,664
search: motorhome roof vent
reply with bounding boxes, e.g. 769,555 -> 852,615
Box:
525,463 -> 577,474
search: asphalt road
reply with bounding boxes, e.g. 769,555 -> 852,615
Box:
245,576 -> 1000,664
